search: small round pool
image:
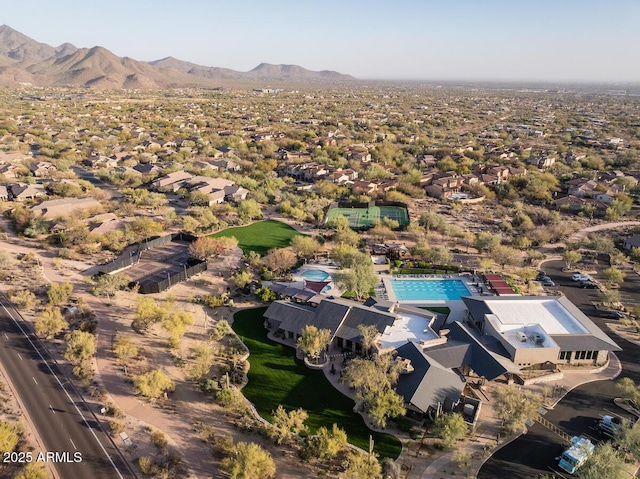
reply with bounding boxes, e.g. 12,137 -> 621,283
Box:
300,269 -> 331,282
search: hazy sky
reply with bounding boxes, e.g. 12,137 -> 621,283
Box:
3,0 -> 640,83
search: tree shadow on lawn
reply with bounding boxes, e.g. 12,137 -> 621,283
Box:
233,307 -> 402,459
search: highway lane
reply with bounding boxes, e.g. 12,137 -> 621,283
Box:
0,295 -> 136,479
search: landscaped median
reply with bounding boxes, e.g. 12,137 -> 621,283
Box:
232,307 -> 402,459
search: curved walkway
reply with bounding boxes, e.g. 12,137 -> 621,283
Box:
0,234 -> 246,478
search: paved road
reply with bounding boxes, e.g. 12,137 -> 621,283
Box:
0,295 -> 135,479
478,261 -> 638,478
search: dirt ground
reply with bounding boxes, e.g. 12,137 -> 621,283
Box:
0,230 -> 322,479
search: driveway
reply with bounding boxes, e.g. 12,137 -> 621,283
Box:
479,260 -> 639,478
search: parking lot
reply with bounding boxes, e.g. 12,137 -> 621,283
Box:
479,259 -> 640,478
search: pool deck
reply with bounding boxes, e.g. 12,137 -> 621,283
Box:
288,261 -> 344,296
378,273 -> 484,323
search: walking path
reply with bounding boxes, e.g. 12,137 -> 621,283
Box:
0,216 -> 636,478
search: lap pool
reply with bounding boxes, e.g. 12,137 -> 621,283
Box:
388,279 -> 472,301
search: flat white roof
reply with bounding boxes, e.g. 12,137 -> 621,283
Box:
486,315 -> 559,349
485,298 -> 588,335
380,311 -> 438,350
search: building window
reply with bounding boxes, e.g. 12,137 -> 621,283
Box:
559,351 -> 571,360
574,351 -> 592,360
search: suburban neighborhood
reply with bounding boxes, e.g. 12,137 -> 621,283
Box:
0,19 -> 638,479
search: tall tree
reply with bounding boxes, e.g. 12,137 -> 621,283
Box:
333,254 -> 378,300
433,413 -> 469,448
341,355 -> 405,428
221,442 -> 276,479
563,250 -> 582,271
231,270 -> 253,289
579,442 -> 625,479
270,405 -> 308,444
297,325 -> 330,364
357,324 -> 380,357
237,199 -> 263,223
492,385 -> 542,434
0,422 -> 19,454
133,369 -> 175,399
189,236 -> 238,259
290,235 -> 320,260
602,267 -> 626,286
35,307 -> 68,340
315,424 -> 348,458
47,282 -> 73,306
341,450 -> 382,479
92,273 -> 130,299
262,248 -> 297,276
64,330 -> 96,365
490,244 -> 521,270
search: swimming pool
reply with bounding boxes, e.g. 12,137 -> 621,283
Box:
300,269 -> 331,282
389,279 -> 471,301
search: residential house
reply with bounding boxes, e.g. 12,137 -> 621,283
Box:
344,146 -> 372,163
151,171 -> 194,190
83,155 -> 118,169
623,234 -> 640,251
0,162 -> 23,179
594,185 -> 624,204
132,163 -> 162,175
210,159 -> 241,172
326,169 -> 358,184
527,155 -> 556,169
223,185 -> 250,202
0,185 -> 8,201
214,145 -> 236,158
29,161 -> 57,177
566,178 -> 598,197
31,197 -> 102,220
9,183 -> 46,201
553,195 -> 607,214
350,180 -> 379,196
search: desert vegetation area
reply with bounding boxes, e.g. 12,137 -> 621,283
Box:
0,80 -> 639,479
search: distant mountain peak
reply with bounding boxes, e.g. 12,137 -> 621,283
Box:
0,25 -> 356,88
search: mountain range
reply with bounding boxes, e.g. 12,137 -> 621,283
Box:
0,25 -> 355,88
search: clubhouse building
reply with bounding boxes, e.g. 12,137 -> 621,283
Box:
263,293 -> 620,417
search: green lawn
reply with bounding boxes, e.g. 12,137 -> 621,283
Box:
232,308 -> 402,459
210,220 -> 304,256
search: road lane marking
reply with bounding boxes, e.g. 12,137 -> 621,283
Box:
70,438 -> 77,450
17,353 -> 22,360
0,296 -> 126,479
49,405 -> 55,414
32,377 -> 37,385
3,333 -> 7,339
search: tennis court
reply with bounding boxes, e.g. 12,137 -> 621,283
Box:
326,205 -> 409,229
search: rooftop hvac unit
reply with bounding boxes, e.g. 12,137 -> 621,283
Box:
516,331 -> 527,342
533,334 -> 544,345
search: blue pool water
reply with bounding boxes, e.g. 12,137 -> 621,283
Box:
300,269 -> 331,282
389,279 -> 471,301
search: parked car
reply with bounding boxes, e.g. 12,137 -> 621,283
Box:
536,270 -> 546,280
603,311 -> 627,319
579,281 -> 599,289
541,279 -> 556,287
597,415 -> 624,436
572,273 -> 591,282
